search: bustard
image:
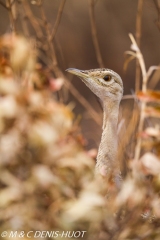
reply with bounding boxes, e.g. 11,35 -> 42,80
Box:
66,68 -> 123,186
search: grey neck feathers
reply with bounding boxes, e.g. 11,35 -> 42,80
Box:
96,98 -> 121,181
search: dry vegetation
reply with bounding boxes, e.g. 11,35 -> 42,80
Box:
0,0 -> 160,239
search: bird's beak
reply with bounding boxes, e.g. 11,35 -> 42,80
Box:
66,68 -> 88,78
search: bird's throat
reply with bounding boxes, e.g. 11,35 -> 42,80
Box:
96,100 -> 120,178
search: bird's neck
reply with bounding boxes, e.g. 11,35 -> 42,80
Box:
96,99 -> 120,180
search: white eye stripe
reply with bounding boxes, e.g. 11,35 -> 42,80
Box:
95,78 -> 114,86
90,75 -> 120,88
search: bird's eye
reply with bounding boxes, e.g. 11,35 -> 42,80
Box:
103,75 -> 112,81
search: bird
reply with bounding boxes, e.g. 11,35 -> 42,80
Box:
66,68 -> 123,187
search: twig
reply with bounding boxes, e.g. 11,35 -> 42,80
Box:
128,44 -> 159,161
153,0 -> 160,32
38,2 -> 101,126
135,0 -> 144,92
37,45 -> 101,124
136,0 -> 144,48
88,0 -> 104,68
22,0 -> 43,39
127,34 -> 147,161
0,0 -> 8,10
10,0 -> 15,7
143,66 -> 160,91
122,95 -> 136,100
50,0 -> 66,41
63,76 -> 102,125
6,0 -> 16,32
17,0 -> 30,37
148,66 -> 160,89
39,3 -> 58,68
129,34 -> 146,79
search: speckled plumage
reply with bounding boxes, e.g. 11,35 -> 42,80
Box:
66,68 -> 123,186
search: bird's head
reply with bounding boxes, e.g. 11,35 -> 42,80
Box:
66,68 -> 123,102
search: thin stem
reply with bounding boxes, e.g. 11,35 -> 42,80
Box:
22,0 -> 43,39
88,0 -> 104,68
11,0 -> 15,6
143,66 -> 160,91
39,3 -> 58,67
63,76 -> 102,125
122,95 -> 135,100
153,0 -> 160,32
135,68 -> 159,161
129,34 -> 146,79
0,0 -> 8,10
6,0 -> 16,32
148,66 -> 160,89
38,2 -> 101,126
136,0 -> 144,49
17,0 -> 30,37
135,0 -> 144,92
50,0 -> 66,41
128,34 -> 147,161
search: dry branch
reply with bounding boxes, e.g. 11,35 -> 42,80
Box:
88,0 -> 104,68
22,0 -> 43,39
135,0 -> 144,92
0,0 -> 8,9
122,94 -> 136,100
6,0 -> 16,32
50,0 -> 66,41
153,0 -> 160,32
38,2 -> 101,126
127,34 -> 147,161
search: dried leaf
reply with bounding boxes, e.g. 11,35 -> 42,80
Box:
32,165 -> 60,187
145,106 -> 160,118
28,121 -> 58,146
59,152 -> 94,171
1,34 -> 35,71
63,191 -> 104,222
137,91 -> 160,102
145,127 -> 160,138
0,96 -> 19,118
0,80 -> 18,95
50,78 -> 64,91
123,55 -> 136,72
130,43 -> 139,52
115,178 -> 144,207
0,187 -> 22,207
140,153 -> 160,175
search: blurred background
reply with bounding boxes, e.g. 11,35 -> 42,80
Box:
0,1 -> 160,238
0,0 -> 159,149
